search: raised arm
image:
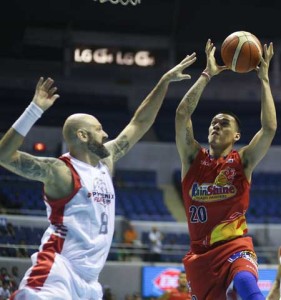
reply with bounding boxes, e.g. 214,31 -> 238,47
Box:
239,43 -> 277,180
175,40 -> 227,178
0,78 -> 71,199
105,53 -> 197,163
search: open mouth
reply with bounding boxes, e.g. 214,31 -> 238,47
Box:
212,131 -> 219,136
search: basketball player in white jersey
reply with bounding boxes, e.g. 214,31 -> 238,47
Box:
0,53 -> 196,300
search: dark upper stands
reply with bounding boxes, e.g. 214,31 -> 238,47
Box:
0,88 -> 131,139
154,98 -> 281,145
1,87 -> 281,145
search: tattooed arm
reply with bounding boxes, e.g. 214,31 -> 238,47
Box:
104,54 -> 197,166
0,128 -> 73,200
175,40 -> 227,178
175,79 -> 205,178
0,78 -> 73,200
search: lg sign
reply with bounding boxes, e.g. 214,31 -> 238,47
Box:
74,47 -> 155,67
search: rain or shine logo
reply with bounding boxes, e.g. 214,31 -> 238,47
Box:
190,168 -> 237,202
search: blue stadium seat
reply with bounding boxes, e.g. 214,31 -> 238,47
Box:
115,186 -> 174,221
114,169 -> 157,187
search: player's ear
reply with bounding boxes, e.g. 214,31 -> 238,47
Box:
234,132 -> 240,141
77,129 -> 88,142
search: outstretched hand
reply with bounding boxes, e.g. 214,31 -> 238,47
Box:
163,53 -> 197,82
204,39 -> 228,77
32,77 -> 60,111
256,43 -> 274,81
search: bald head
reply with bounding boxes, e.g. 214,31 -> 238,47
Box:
62,113 -> 100,145
62,113 -> 109,158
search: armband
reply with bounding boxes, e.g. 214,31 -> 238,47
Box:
12,102 -> 44,137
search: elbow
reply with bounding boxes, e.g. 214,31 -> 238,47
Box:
0,148 -> 15,165
176,107 -> 189,121
268,120 -> 277,133
0,155 -> 10,166
131,115 -> 153,128
261,113 -> 277,134
176,107 -> 185,118
0,150 -> 7,164
263,122 -> 277,137
130,118 -> 151,134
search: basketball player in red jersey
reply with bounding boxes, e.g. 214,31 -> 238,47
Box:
0,54 -> 197,300
158,271 -> 191,300
175,39 -> 276,300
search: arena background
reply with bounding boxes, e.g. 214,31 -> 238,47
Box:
0,0 -> 281,299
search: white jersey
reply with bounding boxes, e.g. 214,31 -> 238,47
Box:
12,153 -> 115,300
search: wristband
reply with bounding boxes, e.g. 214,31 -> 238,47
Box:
12,102 -> 44,137
201,71 -> 211,81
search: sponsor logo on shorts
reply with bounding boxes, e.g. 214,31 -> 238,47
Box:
228,251 -> 258,271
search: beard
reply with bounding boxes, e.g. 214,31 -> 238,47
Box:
87,135 -> 110,159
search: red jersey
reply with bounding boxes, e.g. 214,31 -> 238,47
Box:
166,288 -> 192,300
182,148 -> 250,254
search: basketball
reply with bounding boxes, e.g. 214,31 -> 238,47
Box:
221,31 -> 263,73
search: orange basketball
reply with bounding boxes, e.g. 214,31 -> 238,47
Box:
221,31 -> 263,73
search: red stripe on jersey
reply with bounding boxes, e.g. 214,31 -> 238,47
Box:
26,234 -> 65,289
44,156 -> 82,224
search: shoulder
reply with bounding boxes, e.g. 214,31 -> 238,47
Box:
44,156 -> 72,181
199,147 -> 208,156
237,147 -> 249,168
56,155 -> 80,176
101,157 -> 114,176
185,147 -> 205,171
191,147 -> 206,162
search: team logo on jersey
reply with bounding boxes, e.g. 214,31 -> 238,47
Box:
89,178 -> 114,206
190,168 -> 237,202
91,191 -> 114,206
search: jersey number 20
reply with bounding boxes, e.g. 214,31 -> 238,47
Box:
189,205 -> 207,223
